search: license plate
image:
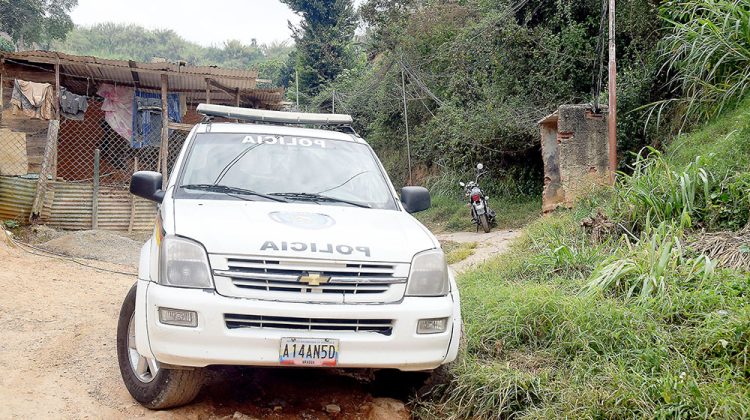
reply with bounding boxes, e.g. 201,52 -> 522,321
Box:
279,337 -> 339,367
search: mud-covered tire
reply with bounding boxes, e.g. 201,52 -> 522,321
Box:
479,214 -> 491,233
117,283 -> 204,409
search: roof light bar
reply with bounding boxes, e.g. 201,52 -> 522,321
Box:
197,104 -> 353,125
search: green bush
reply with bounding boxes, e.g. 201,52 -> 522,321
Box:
615,148 -> 712,231
585,221 -> 717,299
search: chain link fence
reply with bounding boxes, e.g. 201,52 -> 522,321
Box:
57,99 -> 188,187
0,97 -> 190,227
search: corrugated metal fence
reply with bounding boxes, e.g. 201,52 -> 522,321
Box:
0,176 -> 156,230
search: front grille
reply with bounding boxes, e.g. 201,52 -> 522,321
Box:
224,314 -> 393,335
211,256 -> 408,303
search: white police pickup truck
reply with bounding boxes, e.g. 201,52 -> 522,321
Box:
117,104 -> 461,409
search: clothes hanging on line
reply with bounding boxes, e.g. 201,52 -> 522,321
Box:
10,79 -> 55,120
98,83 -> 134,141
131,90 -> 181,149
59,87 -> 89,120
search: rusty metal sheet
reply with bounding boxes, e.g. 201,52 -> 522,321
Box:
0,176 -> 36,221
43,182 -> 156,231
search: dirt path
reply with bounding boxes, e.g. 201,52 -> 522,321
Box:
437,229 -> 522,274
0,226 -> 520,419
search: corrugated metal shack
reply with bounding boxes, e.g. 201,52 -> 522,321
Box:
0,51 -> 284,230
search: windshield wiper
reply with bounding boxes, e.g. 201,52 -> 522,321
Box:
181,184 -> 288,202
269,192 -> 371,208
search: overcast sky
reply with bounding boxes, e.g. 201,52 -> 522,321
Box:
70,0 -> 364,47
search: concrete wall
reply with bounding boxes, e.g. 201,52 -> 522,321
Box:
540,104 -> 610,212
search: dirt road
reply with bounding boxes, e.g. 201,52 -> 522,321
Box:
0,227 -> 519,419
437,229 -> 521,274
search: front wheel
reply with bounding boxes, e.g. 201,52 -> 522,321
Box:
479,214 -> 491,233
117,283 -> 204,409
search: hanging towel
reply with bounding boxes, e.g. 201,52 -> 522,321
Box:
131,90 -> 181,149
10,79 -> 55,120
98,83 -> 134,141
59,87 -> 89,120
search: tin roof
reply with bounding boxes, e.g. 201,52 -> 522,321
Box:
0,50 -> 284,109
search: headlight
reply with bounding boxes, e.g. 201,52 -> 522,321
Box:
159,235 -> 213,289
406,249 -> 450,296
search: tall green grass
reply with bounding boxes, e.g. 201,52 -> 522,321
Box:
415,212 -> 750,418
615,148 -> 712,231
585,221 -> 717,299
655,0 -> 750,125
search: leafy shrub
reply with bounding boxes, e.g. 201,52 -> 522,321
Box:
585,222 -> 717,299
615,148 -> 712,231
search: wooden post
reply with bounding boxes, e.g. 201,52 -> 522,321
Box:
160,74 -> 169,189
92,149 -> 100,229
234,88 -> 241,122
30,120 -> 59,222
128,156 -> 139,233
608,0 -> 617,183
54,59 -> 60,120
205,78 -> 211,104
53,60 -> 60,178
1,61 -> 4,110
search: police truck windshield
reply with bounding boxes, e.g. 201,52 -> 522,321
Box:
176,133 -> 398,210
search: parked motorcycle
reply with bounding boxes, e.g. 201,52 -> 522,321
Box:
459,163 -> 496,233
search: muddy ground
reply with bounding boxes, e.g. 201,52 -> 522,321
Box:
0,226 -> 518,419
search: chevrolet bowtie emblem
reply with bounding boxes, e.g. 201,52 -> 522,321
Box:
298,273 -> 330,286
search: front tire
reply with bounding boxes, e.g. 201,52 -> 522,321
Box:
479,214 -> 491,233
117,283 -> 204,409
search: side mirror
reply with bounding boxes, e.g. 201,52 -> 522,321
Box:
130,171 -> 165,203
400,186 -> 431,213
459,182 -> 465,187
477,163 -> 484,170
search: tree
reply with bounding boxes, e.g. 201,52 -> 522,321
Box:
0,0 -> 77,50
281,0 -> 357,97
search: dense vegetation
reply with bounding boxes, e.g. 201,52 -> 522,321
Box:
296,0 -> 668,195
281,0 -> 357,95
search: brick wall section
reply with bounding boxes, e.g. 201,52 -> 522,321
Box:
541,104 -> 610,212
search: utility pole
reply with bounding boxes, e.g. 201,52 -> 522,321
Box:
608,0 -> 617,183
401,63 -> 412,186
332,89 -> 335,113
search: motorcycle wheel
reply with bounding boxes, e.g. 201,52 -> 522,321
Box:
479,214 -> 491,233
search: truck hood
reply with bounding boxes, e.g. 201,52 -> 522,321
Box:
171,200 -> 437,263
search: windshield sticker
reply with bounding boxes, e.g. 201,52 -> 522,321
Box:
261,240 -> 371,258
242,135 -> 326,148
